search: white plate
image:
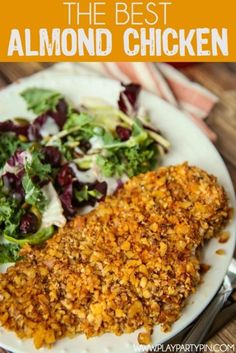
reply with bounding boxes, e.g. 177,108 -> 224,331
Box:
0,73 -> 235,353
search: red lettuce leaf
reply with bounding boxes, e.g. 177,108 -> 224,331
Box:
19,212 -> 39,235
59,184 -> 76,218
48,99 -> 68,129
0,120 -> 29,136
2,172 -> 25,202
41,146 -> 62,168
118,83 -> 141,115
57,164 -> 75,188
28,99 -> 68,141
116,125 -> 132,141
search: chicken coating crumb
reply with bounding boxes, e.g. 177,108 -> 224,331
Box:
0,163 -> 230,348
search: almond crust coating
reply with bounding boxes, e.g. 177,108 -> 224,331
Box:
0,164 -> 230,348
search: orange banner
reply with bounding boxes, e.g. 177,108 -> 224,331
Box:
0,0 -> 235,61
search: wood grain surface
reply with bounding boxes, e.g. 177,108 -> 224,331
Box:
0,62 -> 235,353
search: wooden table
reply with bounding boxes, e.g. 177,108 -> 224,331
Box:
0,62 -> 235,353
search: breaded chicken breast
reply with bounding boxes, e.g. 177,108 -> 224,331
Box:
0,164 -> 230,348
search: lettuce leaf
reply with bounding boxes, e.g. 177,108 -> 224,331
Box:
22,174 -> 48,212
0,243 -> 21,264
0,133 -> 30,169
63,113 -> 93,130
41,182 -> 66,228
118,83 -> 141,116
21,88 -> 63,115
4,225 -> 55,246
24,151 -> 51,182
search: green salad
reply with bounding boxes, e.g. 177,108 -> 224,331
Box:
0,83 -> 170,263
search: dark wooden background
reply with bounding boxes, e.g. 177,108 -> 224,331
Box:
0,62 -> 235,353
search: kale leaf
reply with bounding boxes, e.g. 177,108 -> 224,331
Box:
0,243 -> 21,264
21,88 -> 63,115
0,133 -> 29,168
97,142 -> 158,178
25,151 -> 52,182
22,174 -> 48,212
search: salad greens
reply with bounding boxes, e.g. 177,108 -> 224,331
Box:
25,151 -> 52,181
21,88 -> 63,115
0,185 -> 23,236
22,174 -> 48,212
0,83 -> 170,263
63,112 -> 93,130
0,133 -> 29,169
75,186 -> 102,203
22,151 -> 52,211
97,142 -> 158,178
4,226 -> 54,246
0,244 -> 21,264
